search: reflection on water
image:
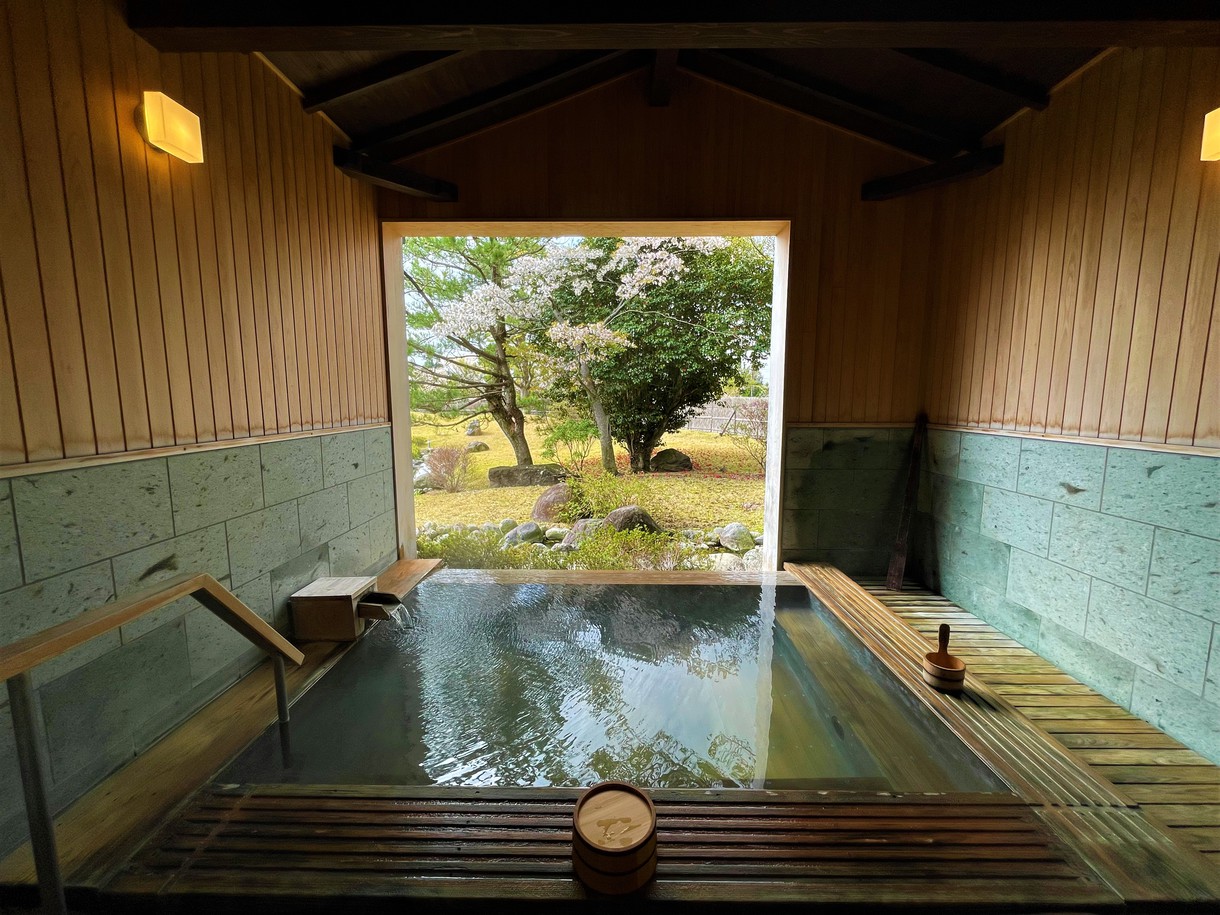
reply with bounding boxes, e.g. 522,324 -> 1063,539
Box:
222,583 -> 1003,793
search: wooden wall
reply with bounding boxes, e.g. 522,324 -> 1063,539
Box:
0,0 -> 387,468
922,47 -> 1220,447
377,70 -> 933,425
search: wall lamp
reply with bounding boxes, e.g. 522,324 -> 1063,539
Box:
1204,107 -> 1220,161
139,91 -> 204,164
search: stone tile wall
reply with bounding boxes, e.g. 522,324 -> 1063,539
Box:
781,427 -> 911,574
911,430 -> 1220,763
0,428 -> 397,853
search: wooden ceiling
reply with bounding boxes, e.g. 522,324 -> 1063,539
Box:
127,6 -> 1220,199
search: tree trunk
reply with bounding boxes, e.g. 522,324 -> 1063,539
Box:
489,320 -> 533,465
578,359 -> 617,475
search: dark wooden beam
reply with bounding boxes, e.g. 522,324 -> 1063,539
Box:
127,3 -> 1220,51
648,50 -> 679,107
679,50 -> 965,161
354,51 -> 648,161
893,49 -> 1051,111
861,146 -> 1004,201
333,148 -> 458,201
302,51 -> 464,113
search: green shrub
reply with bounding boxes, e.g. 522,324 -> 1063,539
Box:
415,528 -> 563,570
563,527 -> 709,571
411,436 -> 427,460
561,472 -> 648,523
540,416 -> 598,476
416,524 -> 708,571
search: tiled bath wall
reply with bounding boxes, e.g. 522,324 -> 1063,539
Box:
910,430 -> 1220,764
0,427 -> 397,853
781,427 -> 911,574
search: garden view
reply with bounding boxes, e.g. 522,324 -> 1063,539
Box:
404,235 -> 774,570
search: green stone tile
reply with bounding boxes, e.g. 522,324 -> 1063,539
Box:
364,427 -> 392,473
981,487 -> 1052,555
784,467 -> 904,513
1147,528 -> 1220,623
937,574 -> 1041,647
14,460 -> 174,581
370,510 -> 397,566
1037,619 -> 1135,705
931,522 -> 1011,595
817,510 -> 894,551
0,561 -> 115,648
781,509 -> 817,550
925,429 -> 960,477
807,548 -> 890,577
111,524 -> 230,596
1205,628 -> 1219,706
184,575 -> 270,684
261,437 -> 324,506
226,501 -> 302,587
329,521 -> 374,576
1048,503 -> 1155,591
1017,439 -> 1105,509
270,545 -> 330,634
1085,580 -> 1211,695
931,476 -> 983,532
1101,448 -> 1220,540
1131,670 -> 1220,765
348,470 -> 389,526
958,433 -> 1021,490
40,620 -> 190,784
169,446 -> 263,535
809,429 -> 908,469
298,484 -> 349,550
0,482 -> 20,591
321,430 -> 367,487
784,427 -> 824,470
1006,549 -> 1091,633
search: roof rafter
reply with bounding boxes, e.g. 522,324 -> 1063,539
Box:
893,49 -> 1051,111
333,149 -> 458,201
861,146 -> 1004,201
679,50 -> 967,161
353,51 -> 649,161
302,51 -> 466,113
648,50 -> 679,107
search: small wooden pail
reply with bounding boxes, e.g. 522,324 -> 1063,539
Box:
572,781 -> 657,895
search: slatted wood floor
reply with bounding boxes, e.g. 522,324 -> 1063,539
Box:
105,785 -> 1121,911
862,580 -> 1220,869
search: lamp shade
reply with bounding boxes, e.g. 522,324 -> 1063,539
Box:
1204,107 -> 1220,162
141,91 -> 203,164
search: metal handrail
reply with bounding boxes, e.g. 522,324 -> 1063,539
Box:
0,572 -> 305,915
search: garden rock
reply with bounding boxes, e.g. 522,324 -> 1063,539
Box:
710,553 -> 745,572
651,448 -> 693,472
531,482 -> 579,523
604,505 -> 663,534
741,547 -> 764,570
560,518 -> 604,548
501,521 -> 545,548
465,441 -> 490,453
499,518 -> 518,533
412,465 -> 434,489
545,527 -> 568,542
753,534 -> 764,546
719,522 -> 754,552
466,418 -> 481,436
489,464 -> 565,488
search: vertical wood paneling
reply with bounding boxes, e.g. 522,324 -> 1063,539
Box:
922,47 -> 1220,447
0,0 -> 387,468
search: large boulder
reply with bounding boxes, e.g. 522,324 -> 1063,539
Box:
741,547 -> 764,570
719,522 -> 755,552
465,418 -> 482,436
412,463 -> 434,489
560,518 -> 604,548
604,505 -> 663,534
710,552 -> 745,572
531,482 -> 580,522
501,521 -> 545,548
488,464 -> 565,488
465,441 -> 490,453
651,448 -> 693,472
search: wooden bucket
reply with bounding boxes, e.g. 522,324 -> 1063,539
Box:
572,781 -> 657,895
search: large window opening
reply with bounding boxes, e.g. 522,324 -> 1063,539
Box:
382,222 -> 790,570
